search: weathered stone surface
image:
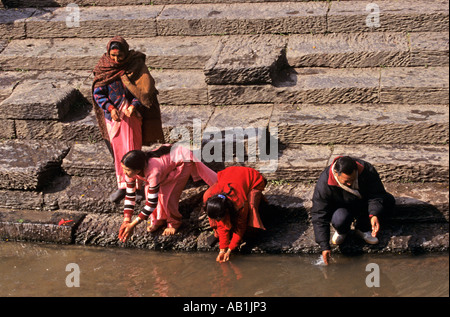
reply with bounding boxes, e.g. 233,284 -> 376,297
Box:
234,144 -> 450,183
140,36 -> 221,70
2,0 -> 341,7
380,67 -> 449,104
157,2 -> 328,36
255,145 -> 332,182
409,32 -> 449,67
208,67 -> 380,105
207,67 -> 449,106
0,139 -> 70,190
15,107 -> 102,143
206,104 -> 272,131
34,70 -> 93,98
154,69 -> 208,105
0,38 -> 105,71
271,104 -> 449,145
385,182 -> 449,223
0,7 -> 34,39
205,35 -> 288,84
0,40 -> 7,54
0,71 -> 38,103
287,32 -> 410,68
2,0 -> 149,6
42,175 -> 120,213
62,142 -> 114,177
0,209 -> 85,244
328,0 -> 449,33
161,105 -> 214,143
0,36 -> 220,71
330,144 -> 449,183
200,105 -> 274,168
0,120 -> 15,140
0,80 -> 81,120
25,5 -> 162,38
0,189 -> 43,211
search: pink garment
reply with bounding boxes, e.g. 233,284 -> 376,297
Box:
105,99 -> 142,189
140,145 -> 217,229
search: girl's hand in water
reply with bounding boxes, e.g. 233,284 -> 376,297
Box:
216,249 -> 231,263
119,219 -> 138,243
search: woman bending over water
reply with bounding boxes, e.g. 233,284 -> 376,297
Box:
204,166 -> 267,262
118,145 -> 217,240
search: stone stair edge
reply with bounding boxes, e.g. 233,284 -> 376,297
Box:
58,141 -> 449,182
0,191 -> 448,253
1,31 -> 448,72
1,1 -> 448,40
1,0 -> 365,8
0,178 -> 448,222
3,102 -> 449,145
1,66 -> 448,107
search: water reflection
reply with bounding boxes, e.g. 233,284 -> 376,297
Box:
0,241 -> 448,297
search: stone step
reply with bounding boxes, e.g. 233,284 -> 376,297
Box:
4,172 -> 448,222
0,80 -> 82,120
287,32 -> 449,68
2,67 -> 448,108
209,66 -> 449,105
1,0 -> 356,8
60,141 -> 449,183
0,36 -> 221,71
256,144 -> 449,183
1,174 -> 448,224
1,207 -> 447,254
9,102 -> 448,147
1,179 -> 448,253
269,104 -> 449,145
0,164 -> 448,252
1,1 -> 448,40
0,209 -> 85,244
13,105 -> 103,144
0,139 -> 70,190
2,32 -> 447,73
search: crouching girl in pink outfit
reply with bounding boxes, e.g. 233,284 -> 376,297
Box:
118,144 -> 217,241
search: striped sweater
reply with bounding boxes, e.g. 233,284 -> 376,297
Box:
123,178 -> 159,220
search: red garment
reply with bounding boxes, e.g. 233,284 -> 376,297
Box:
203,166 -> 266,251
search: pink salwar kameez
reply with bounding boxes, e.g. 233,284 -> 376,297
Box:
105,99 -> 142,189
133,145 -> 217,230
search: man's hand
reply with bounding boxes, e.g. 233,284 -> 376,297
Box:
322,250 -> 331,265
370,215 -> 380,237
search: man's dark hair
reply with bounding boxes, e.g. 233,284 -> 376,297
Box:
334,156 -> 357,175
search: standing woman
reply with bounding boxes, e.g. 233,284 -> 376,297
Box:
118,145 -> 217,240
203,166 -> 267,262
92,36 -> 164,203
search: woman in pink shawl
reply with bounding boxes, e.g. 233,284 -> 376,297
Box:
118,144 -> 217,239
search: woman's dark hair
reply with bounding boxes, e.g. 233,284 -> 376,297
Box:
109,41 -> 125,53
121,145 -> 172,171
206,194 -> 236,221
206,184 -> 238,227
334,156 -> 357,175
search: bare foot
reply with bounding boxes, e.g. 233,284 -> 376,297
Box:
162,227 -> 176,236
147,220 -> 163,233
